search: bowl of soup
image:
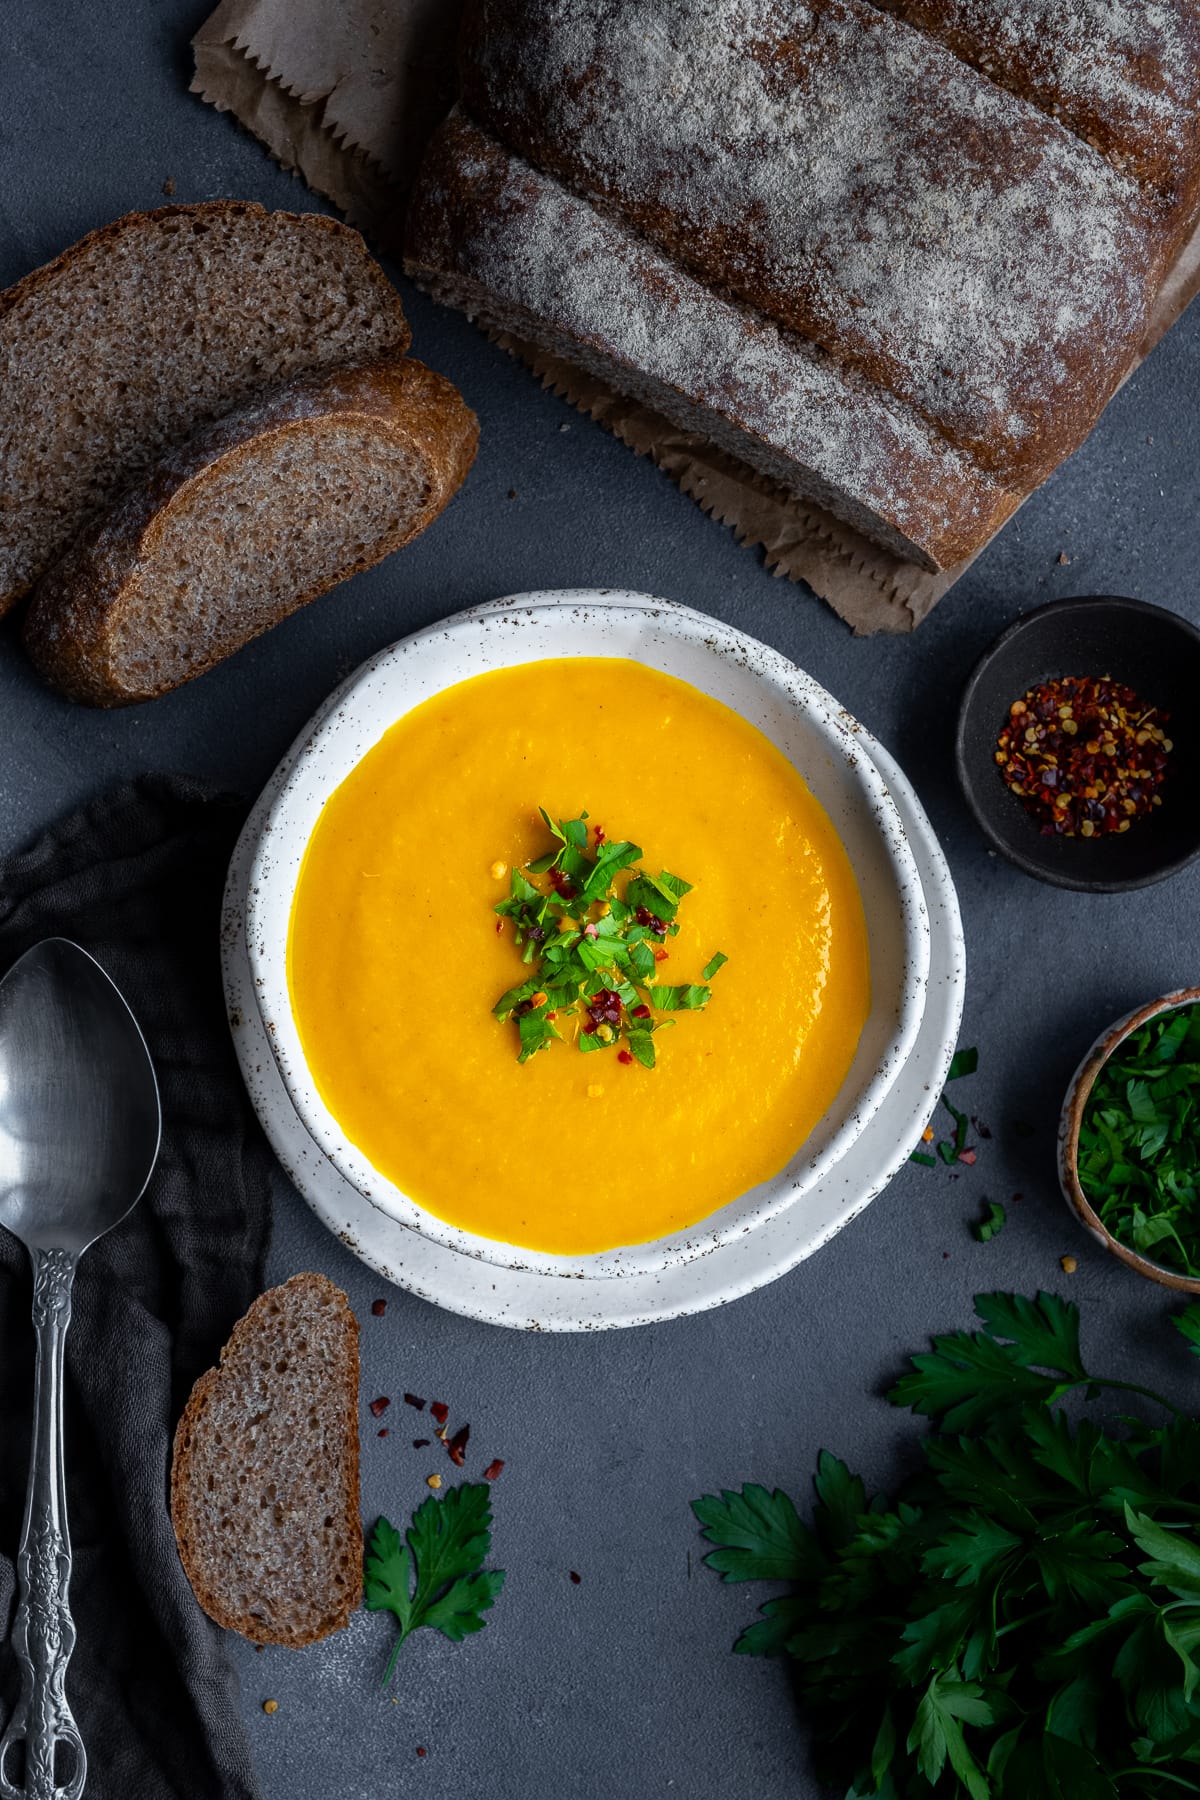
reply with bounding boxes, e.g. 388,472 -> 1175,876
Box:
244,591 -> 930,1277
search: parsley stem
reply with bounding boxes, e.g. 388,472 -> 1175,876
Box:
1110,1771 -> 1200,1794
1080,1377 -> 1186,1420
381,1629 -> 408,1688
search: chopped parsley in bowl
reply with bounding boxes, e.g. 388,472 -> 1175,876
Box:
1060,989 -> 1200,1291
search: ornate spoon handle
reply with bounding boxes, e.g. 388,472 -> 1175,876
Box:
0,1248 -> 86,1800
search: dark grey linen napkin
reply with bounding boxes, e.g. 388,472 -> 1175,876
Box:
0,775 -> 272,1800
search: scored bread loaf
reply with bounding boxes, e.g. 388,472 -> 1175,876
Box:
0,202 -> 411,614
408,0 -> 1200,573
407,108 -> 1018,570
455,0 -> 1167,489
868,0 -> 1200,226
170,1273 -> 362,1648
24,358 -> 479,705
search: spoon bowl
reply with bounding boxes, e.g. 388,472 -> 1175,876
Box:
0,939 -> 162,1253
0,939 -> 160,1800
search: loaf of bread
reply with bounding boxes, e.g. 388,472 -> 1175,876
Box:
406,0 -> 1200,572
24,359 -> 478,705
408,108 -> 1018,568
170,1273 -> 362,1648
0,203 -> 411,614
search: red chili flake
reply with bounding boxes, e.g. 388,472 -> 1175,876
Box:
483,1459 -> 505,1481
995,675 -> 1171,838
942,1252 -> 950,1260
634,905 -> 667,937
593,825 -> 606,845
446,1424 -> 470,1467
413,1438 -> 431,1448
416,1747 -> 427,1758
430,1401 -> 450,1425
368,1396 -> 390,1417
404,1392 -> 425,1411
652,948 -> 669,963
957,1149 -> 977,1166
548,868 -> 577,899
495,919 -> 504,935
631,1004 -> 651,1020
975,1121 -> 993,1141
584,988 -> 623,1032
371,1298 -> 387,1317
569,1570 -> 582,1584
618,1050 -> 634,1065
377,1428 -> 389,1438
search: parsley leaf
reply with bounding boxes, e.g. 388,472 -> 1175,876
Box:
365,1484 -> 505,1684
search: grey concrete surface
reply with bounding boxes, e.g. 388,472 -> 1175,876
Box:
2,5 -> 1200,1796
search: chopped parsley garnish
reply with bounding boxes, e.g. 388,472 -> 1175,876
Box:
1077,1002 -> 1200,1276
493,810 -> 726,1068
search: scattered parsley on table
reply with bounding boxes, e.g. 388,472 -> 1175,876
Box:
365,1483 -> 505,1684
693,1292 -> 1200,1798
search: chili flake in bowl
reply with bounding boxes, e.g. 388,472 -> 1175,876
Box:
1059,990 -> 1200,1293
995,675 -> 1170,838
956,596 -> 1200,891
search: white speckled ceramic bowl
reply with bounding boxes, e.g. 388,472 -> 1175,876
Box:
244,590 -> 931,1279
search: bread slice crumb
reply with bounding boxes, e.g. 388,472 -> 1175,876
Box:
170,1272 -> 362,1648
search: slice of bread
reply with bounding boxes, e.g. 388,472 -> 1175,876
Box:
170,1272 -> 362,1648
24,358 -> 479,705
0,201 -> 411,614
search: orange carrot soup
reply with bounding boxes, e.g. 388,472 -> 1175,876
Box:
287,658 -> 869,1253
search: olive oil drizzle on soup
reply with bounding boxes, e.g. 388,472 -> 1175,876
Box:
287,659 -> 870,1255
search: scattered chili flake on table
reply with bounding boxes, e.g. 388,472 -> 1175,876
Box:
430,1401 -> 449,1425
994,675 -> 1171,837
371,1298 -> 387,1317
483,1459 -> 505,1482
413,1437 -> 431,1449
377,1428 -> 389,1438
569,1570 -> 582,1584
446,1424 -> 470,1467
404,1392 -> 425,1411
368,1396 -> 390,1418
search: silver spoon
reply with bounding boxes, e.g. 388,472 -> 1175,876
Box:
0,939 -> 161,1800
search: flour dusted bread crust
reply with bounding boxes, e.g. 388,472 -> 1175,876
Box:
0,202 -> 412,614
170,1273 -> 361,1648
407,0 -> 1200,573
408,109 -> 1019,569
24,358 -> 479,706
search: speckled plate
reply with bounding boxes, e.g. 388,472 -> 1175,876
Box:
222,598 -> 964,1330
242,591 -> 930,1279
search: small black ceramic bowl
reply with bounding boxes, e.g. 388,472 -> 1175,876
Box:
956,595 -> 1200,892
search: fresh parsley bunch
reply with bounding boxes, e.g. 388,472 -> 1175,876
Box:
694,1293 -> 1200,1798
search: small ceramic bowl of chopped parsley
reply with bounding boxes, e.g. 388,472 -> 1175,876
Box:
1059,988 -> 1200,1290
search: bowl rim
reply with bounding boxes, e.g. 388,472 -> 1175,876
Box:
1058,985 -> 1200,1292
955,593 -> 1200,894
244,588 -> 932,1277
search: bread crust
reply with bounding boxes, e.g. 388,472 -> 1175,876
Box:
23,358 -> 479,705
170,1272 -> 363,1648
457,0 -> 1170,490
0,202 -> 413,614
406,109 -> 1018,570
